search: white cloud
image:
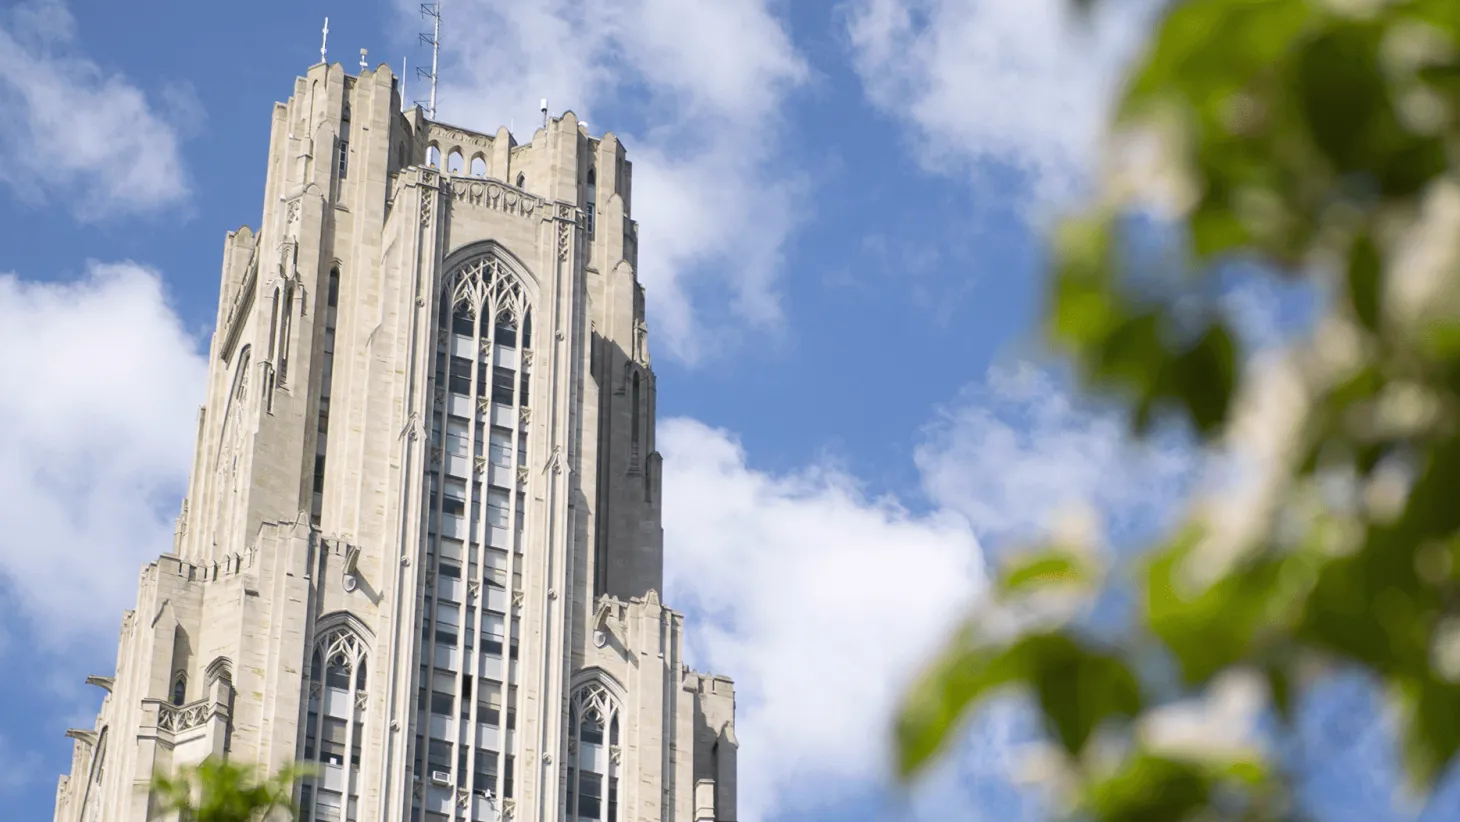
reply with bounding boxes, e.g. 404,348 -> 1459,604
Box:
916,362 -> 1195,549
845,0 -> 1157,210
0,263 -> 207,646
0,0 -> 195,220
660,418 -> 986,821
658,362 -> 1202,820
394,0 -> 807,361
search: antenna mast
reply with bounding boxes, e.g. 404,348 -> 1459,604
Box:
320,17 -> 329,64
416,2 -> 441,119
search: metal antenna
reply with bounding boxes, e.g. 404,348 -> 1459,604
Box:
320,17 -> 330,64
416,2 -> 441,119
360,48 -> 369,72
401,56 -> 409,113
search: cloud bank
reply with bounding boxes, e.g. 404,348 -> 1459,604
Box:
0,0 -> 195,220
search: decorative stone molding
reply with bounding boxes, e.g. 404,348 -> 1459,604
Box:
449,178 -> 542,219
500,798 -> 516,819
456,787 -> 471,809
354,690 -> 368,710
518,406 -> 531,425
157,698 -> 214,733
474,455 -> 487,476
609,745 -> 622,765
219,252 -> 259,363
516,465 -> 528,486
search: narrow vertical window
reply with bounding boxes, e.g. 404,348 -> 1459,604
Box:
585,168 -> 596,237
170,672 -> 187,707
447,149 -> 464,174
301,628 -> 368,822
631,371 -> 640,469
427,145 -> 441,168
470,156 -> 486,176
338,104 -> 351,178
569,683 -> 620,822
314,268 -> 340,526
516,173 -> 526,189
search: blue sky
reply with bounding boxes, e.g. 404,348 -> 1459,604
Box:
0,0 -> 1456,820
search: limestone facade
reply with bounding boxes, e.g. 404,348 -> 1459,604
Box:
52,60 -> 736,822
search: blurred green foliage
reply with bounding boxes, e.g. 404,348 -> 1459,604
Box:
896,0 -> 1460,818
151,759 -> 307,822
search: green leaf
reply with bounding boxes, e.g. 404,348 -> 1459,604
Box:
1084,753 -> 1213,822
894,625 -> 1023,778
1295,23 -> 1387,174
1400,674 -> 1460,790
999,549 -> 1099,596
1145,528 -> 1300,687
1347,232 -> 1382,332
1171,321 -> 1238,435
1019,634 -> 1144,756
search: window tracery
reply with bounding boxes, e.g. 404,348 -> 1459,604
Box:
300,625 -> 368,822
566,682 -> 620,822
414,248 -> 535,819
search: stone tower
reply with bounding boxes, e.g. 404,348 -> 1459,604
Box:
52,61 -> 737,822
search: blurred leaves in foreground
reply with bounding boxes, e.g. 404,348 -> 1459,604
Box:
897,0 -> 1460,819
151,759 -> 306,822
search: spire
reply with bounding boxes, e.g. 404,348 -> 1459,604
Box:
320,17 -> 329,65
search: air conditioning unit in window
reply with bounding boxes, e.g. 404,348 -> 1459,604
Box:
431,770 -> 451,786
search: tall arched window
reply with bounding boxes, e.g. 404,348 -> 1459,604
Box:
300,626 -> 368,822
416,248 -> 534,819
171,672 -> 187,706
566,682 -> 620,822
585,168 -> 596,237
338,104 -> 351,178
470,156 -> 487,177
448,149 -> 464,174
426,145 -> 441,168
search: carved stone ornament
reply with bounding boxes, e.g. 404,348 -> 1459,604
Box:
285,198 -> 301,226
354,690 -> 368,710
437,328 -> 449,349
521,349 -> 533,367
567,738 -> 578,755
450,178 -> 541,219
435,387 -> 447,408
501,799 -> 516,819
474,455 -> 487,476
456,788 -> 471,809
542,753 -> 553,765
310,681 -> 323,699
518,406 -> 531,424
516,465 -> 528,486
157,698 -> 213,733
478,396 -> 491,417
512,590 -> 524,609
413,781 -> 424,800
557,222 -> 570,261
609,745 -> 622,765
420,193 -> 434,228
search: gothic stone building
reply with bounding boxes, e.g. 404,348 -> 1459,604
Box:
51,60 -> 737,822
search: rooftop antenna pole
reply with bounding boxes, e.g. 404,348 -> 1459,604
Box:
417,2 -> 441,119
401,56 -> 408,113
541,98 -> 548,130
320,17 -> 329,65
360,48 -> 369,72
